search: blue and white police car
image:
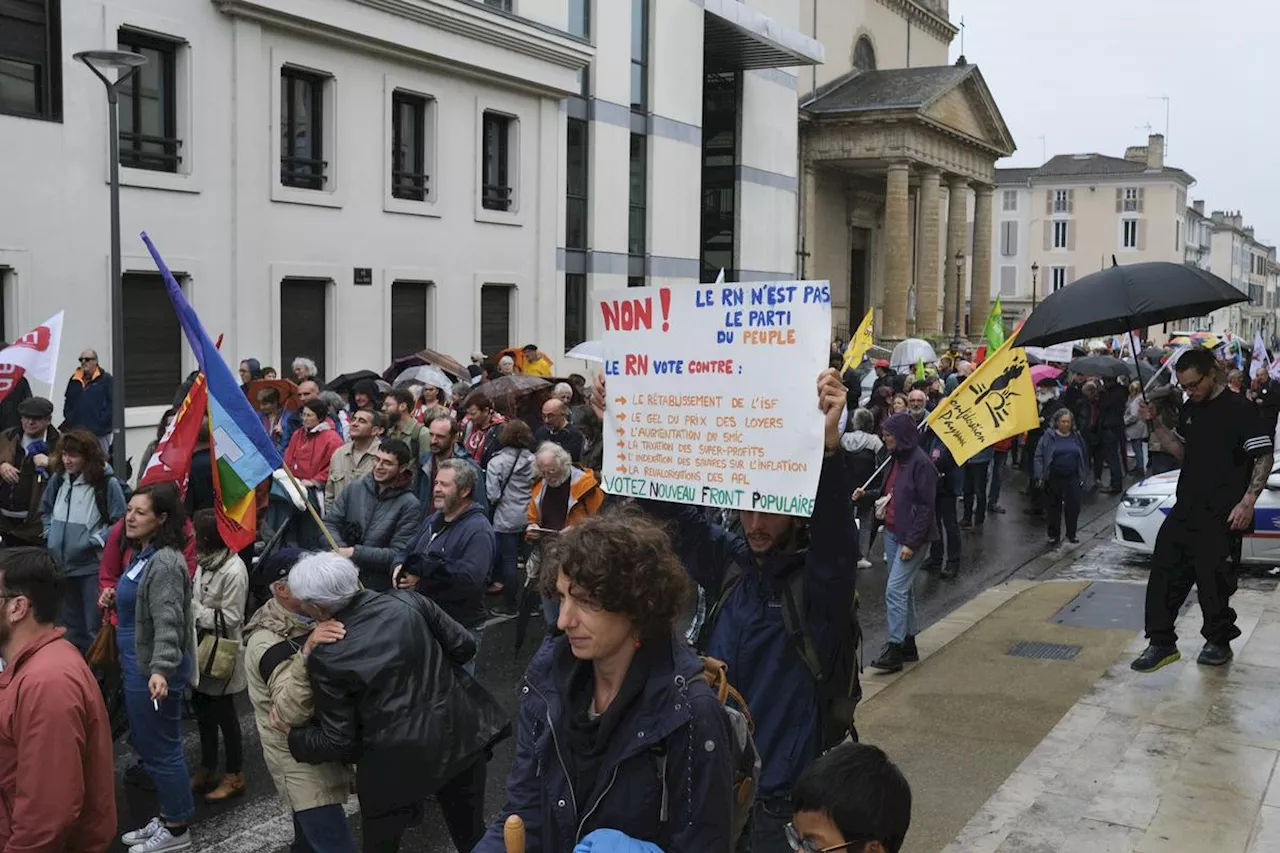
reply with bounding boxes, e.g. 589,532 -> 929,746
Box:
1114,469 -> 1280,565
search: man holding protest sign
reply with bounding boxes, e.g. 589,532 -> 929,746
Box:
592,365 -> 858,853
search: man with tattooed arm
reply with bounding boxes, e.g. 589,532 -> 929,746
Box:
1132,347 -> 1275,672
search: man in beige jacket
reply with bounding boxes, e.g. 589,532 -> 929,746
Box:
325,409 -> 385,507
243,549 -> 354,851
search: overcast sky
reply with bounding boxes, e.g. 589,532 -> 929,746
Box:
949,0 -> 1279,246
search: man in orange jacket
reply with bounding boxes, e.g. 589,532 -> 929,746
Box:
0,548 -> 115,853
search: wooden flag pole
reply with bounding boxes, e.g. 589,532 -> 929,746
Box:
280,465 -> 342,552
503,815 -> 525,853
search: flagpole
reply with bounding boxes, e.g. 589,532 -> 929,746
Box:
279,464 -> 342,551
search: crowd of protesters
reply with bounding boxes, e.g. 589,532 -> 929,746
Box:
23,328 -> 1278,853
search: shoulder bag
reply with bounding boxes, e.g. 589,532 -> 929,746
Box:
197,609 -> 239,684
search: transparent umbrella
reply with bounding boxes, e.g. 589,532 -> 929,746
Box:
393,365 -> 452,392
889,338 -> 937,372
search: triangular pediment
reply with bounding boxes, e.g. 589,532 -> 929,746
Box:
921,70 -> 1015,156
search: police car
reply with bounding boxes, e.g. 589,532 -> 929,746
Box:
1114,468 -> 1280,564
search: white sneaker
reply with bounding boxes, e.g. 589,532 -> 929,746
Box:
122,818 -> 162,847
129,826 -> 191,853
856,558 -> 873,570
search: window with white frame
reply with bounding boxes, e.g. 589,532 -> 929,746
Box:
1053,220 -> 1068,249
123,272 -> 184,407
1051,266 -> 1067,291
280,67 -> 329,190
1123,187 -> 1139,212
391,91 -> 432,202
1002,190 -> 1017,212
117,29 -> 183,173
1122,219 -> 1138,249
481,111 -> 514,212
1000,221 -> 1018,257
1053,189 -> 1069,213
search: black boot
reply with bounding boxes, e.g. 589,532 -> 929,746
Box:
940,561 -> 959,579
870,643 -> 905,673
902,636 -> 919,662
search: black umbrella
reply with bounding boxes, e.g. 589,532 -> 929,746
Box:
1067,355 -> 1155,381
325,370 -> 383,395
1017,262 -> 1247,399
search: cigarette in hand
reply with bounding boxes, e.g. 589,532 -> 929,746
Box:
153,699 -> 159,711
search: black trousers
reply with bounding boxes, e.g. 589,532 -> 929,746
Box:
1145,519 -> 1241,647
925,491 -> 961,567
361,756 -> 487,853
962,462 -> 989,524
191,691 -> 243,773
1044,474 -> 1082,540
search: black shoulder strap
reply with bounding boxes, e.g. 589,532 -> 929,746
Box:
779,570 -> 826,684
257,631 -> 311,685
92,477 -> 110,525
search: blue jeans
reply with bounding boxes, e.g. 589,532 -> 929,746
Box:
989,450 -> 1008,505
292,805 -> 357,853
883,528 -> 930,644
59,573 -> 100,654
1130,439 -> 1147,473
124,668 -> 195,823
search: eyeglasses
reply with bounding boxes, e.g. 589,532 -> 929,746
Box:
78,357 -> 96,363
1178,373 -> 1209,393
784,823 -> 868,853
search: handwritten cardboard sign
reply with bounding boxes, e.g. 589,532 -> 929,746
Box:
598,281 -> 831,517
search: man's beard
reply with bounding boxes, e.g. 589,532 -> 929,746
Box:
438,492 -> 462,515
908,407 -> 926,424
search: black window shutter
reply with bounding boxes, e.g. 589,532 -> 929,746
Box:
280,278 -> 327,381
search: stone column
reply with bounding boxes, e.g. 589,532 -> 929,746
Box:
801,163 -> 817,280
916,167 -> 942,334
882,162 -> 912,341
970,184 -> 994,338
944,176 -> 968,338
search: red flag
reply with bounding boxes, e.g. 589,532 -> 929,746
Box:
139,375 -> 209,493
0,364 -> 26,408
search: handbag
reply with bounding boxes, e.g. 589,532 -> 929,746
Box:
85,612 -> 119,672
197,609 -> 239,684
874,493 -> 892,521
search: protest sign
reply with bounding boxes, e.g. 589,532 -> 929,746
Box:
598,281 -> 831,517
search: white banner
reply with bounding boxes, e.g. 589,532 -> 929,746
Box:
598,281 -> 831,517
0,311 -> 63,383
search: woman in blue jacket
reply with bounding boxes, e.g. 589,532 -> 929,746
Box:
1034,409 -> 1090,545
475,509 -> 736,853
40,427 -> 126,652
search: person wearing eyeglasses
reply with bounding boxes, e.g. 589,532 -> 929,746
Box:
787,743 -> 911,853
1133,347 -> 1276,673
0,547 -> 117,853
62,349 -> 115,455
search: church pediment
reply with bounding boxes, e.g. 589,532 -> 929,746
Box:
803,63 -> 1015,158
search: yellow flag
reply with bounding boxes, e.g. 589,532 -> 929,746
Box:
925,334 -> 1038,466
842,308 -> 874,373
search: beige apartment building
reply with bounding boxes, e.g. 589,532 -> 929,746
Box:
1206,211 -> 1277,340
991,134 -> 1194,326
796,0 -> 1016,342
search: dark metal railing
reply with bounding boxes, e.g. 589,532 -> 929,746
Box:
392,170 -> 430,201
482,183 -> 512,211
281,155 -> 328,190
119,132 -> 183,171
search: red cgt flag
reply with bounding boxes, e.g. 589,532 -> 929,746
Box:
139,374 -> 208,494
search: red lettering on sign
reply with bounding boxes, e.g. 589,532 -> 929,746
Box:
601,298 -> 653,332
9,326 -> 50,352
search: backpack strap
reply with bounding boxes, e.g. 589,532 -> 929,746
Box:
257,631 -> 312,685
779,570 -> 827,684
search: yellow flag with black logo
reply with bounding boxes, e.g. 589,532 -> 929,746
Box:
842,308 -> 874,373
926,333 -> 1038,465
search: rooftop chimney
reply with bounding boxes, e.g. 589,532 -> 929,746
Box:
1146,134 -> 1164,170
1193,199 -> 1204,215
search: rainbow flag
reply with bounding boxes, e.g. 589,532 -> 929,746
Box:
142,233 -> 282,550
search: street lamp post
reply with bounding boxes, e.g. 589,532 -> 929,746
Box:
1031,261 -> 1040,311
952,250 -> 966,352
74,49 -> 148,478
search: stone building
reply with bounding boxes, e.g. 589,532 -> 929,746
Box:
795,0 -> 1016,343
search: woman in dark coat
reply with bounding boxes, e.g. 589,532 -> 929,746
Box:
474,510 -> 737,853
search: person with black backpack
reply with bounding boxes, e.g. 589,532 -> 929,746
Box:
594,368 -> 859,853
39,427 -> 126,653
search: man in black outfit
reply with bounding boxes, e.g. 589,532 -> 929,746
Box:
1132,348 -> 1275,673
533,398 -> 584,462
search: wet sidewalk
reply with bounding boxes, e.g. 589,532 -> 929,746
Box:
940,577 -> 1280,853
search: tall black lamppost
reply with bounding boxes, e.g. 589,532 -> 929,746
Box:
1031,261 -> 1040,311
74,49 -> 147,476
952,250 -> 966,352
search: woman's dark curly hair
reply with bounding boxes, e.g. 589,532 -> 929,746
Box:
538,507 -> 692,640
130,482 -> 189,552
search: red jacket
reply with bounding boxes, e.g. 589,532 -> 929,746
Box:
0,629 -> 115,853
99,519 -> 197,625
284,423 -> 343,484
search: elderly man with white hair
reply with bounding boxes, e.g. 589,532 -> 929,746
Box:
279,551 -> 509,853
526,442 -> 603,624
